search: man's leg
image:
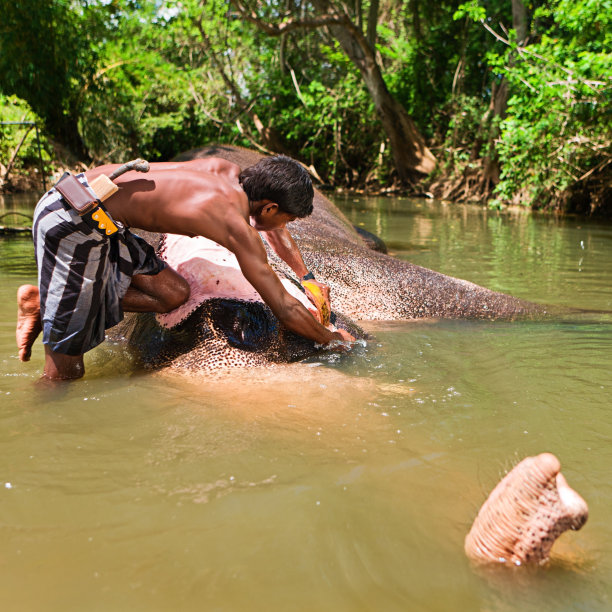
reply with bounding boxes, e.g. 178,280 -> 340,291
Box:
18,267 -> 188,380
17,286 -> 85,380
43,347 -> 85,380
17,268 -> 188,359
16,285 -> 42,361
121,267 -> 190,313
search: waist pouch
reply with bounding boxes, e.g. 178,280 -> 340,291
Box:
54,173 -> 119,236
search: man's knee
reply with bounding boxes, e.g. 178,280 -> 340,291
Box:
161,276 -> 190,312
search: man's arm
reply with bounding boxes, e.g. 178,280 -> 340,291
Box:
261,227 -> 331,312
260,228 -> 309,279
229,226 -> 352,345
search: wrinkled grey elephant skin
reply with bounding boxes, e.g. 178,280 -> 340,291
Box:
114,289 -> 364,372
174,145 -> 542,321
113,145 -> 544,372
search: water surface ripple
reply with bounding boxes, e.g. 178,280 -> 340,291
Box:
1,194 -> 611,610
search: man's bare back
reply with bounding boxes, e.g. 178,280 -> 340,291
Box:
87,159 -> 249,245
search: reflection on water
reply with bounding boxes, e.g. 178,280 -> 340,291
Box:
1,194 -> 611,610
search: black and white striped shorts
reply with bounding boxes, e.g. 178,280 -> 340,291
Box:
33,174 -> 166,355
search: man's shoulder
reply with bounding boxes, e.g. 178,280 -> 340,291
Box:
180,157 -> 241,177
183,177 -> 250,225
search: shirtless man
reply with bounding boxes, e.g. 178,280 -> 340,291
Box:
16,155 -> 355,380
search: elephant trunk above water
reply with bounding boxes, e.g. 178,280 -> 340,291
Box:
465,453 -> 588,565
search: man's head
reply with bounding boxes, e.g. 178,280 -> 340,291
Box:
239,155 -> 314,218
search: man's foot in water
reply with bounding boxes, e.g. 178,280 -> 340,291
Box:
16,284 -> 42,361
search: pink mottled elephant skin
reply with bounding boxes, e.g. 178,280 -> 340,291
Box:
465,453 -> 588,565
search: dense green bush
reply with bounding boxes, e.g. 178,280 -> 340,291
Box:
0,95 -> 49,171
491,0 -> 611,211
0,0 -> 609,213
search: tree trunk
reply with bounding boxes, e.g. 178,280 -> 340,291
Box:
312,1 -> 436,181
479,0 -> 528,195
231,0 -> 436,182
364,64 -> 437,180
512,0 -> 528,44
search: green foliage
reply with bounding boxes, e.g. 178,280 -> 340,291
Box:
453,0 -> 486,22
492,0 -> 611,208
256,40 -> 384,186
57,0 -> 239,161
0,0 -> 109,155
0,95 -> 49,170
438,94 -> 492,168
0,0 -> 609,214
439,0 -> 610,211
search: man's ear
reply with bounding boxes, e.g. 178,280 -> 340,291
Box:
261,201 -> 279,216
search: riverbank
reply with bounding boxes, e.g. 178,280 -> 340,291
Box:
0,159 -> 88,195
2,158 -> 610,219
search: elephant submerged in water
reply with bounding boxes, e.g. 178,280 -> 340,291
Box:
114,144 -> 543,373
111,146 -> 587,566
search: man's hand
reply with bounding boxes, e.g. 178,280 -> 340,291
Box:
333,328 -> 356,343
320,327 -> 357,352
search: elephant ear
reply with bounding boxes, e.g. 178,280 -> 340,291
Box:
207,299 -> 279,353
353,226 -> 388,253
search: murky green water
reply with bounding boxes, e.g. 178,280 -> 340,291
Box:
1,193 -> 611,611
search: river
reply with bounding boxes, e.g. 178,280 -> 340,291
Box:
1,192 -> 611,611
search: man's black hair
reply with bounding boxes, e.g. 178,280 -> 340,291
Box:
239,155 -> 314,217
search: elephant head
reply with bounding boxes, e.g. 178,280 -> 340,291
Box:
110,147 -> 587,565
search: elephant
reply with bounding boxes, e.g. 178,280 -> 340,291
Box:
113,144 -> 544,373
110,145 -> 588,566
